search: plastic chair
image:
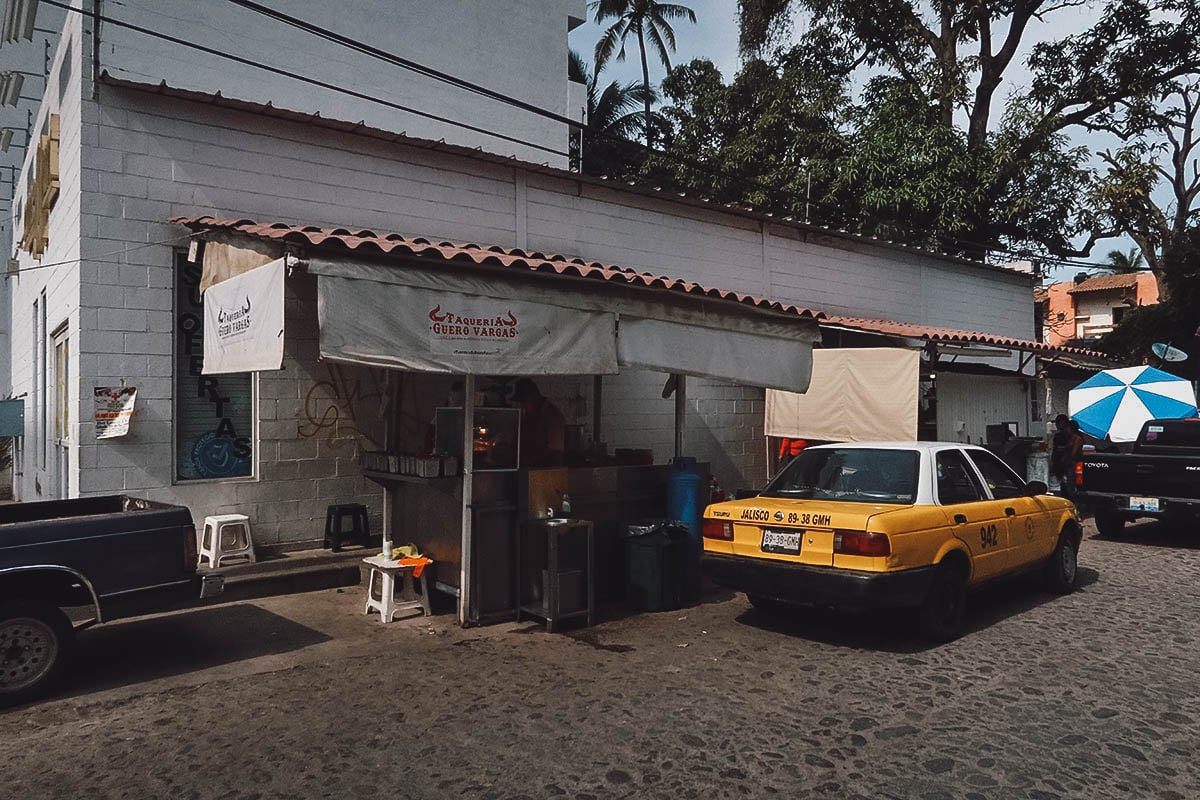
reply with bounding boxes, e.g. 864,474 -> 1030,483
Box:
199,514 -> 256,568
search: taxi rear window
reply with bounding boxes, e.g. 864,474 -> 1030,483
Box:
762,448 -> 919,504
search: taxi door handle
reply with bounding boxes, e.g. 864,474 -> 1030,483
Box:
1005,507 -> 1016,517
954,514 -> 967,525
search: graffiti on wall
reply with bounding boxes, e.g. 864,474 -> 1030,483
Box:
297,363 -> 388,454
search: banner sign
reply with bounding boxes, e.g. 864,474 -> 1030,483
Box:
318,278 -> 618,375
94,386 -> 137,439
202,257 -> 286,374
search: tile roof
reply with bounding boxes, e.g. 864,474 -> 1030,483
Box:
1067,273 -> 1140,294
823,315 -> 1108,358
171,216 -> 822,321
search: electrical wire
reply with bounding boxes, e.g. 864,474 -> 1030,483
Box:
4,231 -> 200,276
31,0 -> 1118,272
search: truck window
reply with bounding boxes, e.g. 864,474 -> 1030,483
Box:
936,450 -> 985,505
1139,421 -> 1200,450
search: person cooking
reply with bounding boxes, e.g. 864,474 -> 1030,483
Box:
513,378 -> 566,467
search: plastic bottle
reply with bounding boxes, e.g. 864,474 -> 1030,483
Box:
560,494 -> 572,517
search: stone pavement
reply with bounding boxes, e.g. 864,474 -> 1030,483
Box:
2,517 -> 1198,800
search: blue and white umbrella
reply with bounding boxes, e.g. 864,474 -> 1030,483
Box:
1069,365 -> 1198,443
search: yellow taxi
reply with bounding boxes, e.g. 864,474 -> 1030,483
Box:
701,442 -> 1082,640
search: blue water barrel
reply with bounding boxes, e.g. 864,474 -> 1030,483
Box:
667,457 -> 703,599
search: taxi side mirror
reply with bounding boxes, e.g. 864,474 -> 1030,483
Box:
1025,480 -> 1048,496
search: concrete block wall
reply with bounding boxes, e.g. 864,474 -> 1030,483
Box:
31,65 -> 1038,544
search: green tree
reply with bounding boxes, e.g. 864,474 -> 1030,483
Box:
645,51 -> 851,223
1103,248 -> 1146,274
568,50 -> 666,177
592,0 -> 697,146
731,1 -> 1200,259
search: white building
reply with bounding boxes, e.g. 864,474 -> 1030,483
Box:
2,0 -> 1079,550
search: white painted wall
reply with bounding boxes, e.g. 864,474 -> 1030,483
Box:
99,0 -> 585,169
7,14 -> 85,502
1073,292 -> 1123,339
936,372 -> 1033,446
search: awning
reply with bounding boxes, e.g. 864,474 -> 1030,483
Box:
308,256 -> 819,391
766,348 -> 921,441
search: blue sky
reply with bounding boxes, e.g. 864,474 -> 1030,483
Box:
569,2 -> 1139,283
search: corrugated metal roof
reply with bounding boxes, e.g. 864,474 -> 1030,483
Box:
172,215 -> 822,321
1067,273 -> 1139,294
823,315 -> 1108,358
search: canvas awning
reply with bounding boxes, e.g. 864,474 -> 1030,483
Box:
308,256 -> 819,391
766,348 -> 921,441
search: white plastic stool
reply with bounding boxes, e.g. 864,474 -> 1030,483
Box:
199,514 -> 257,568
363,556 -> 432,622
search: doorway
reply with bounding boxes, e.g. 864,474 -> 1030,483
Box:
51,324 -> 70,498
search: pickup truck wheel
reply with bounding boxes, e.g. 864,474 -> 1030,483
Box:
0,602 -> 74,708
1044,533 -> 1079,594
1094,511 -> 1125,538
918,563 -> 967,642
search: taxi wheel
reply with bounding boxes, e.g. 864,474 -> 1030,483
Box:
746,594 -> 792,616
918,564 -> 967,642
1045,533 -> 1079,594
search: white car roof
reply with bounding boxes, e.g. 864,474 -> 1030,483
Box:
806,441 -> 983,452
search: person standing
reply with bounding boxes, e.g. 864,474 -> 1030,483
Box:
513,378 -> 566,467
1050,414 -> 1083,497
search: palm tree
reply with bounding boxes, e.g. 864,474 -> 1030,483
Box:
1104,248 -> 1146,274
592,0 -> 696,146
568,50 -> 665,176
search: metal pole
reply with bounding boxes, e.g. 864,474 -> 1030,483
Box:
458,374 -> 475,626
592,375 -> 602,449
673,373 -> 686,458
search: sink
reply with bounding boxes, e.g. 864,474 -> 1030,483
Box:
542,518 -> 578,525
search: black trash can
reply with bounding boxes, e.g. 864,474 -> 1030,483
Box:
624,519 -> 687,612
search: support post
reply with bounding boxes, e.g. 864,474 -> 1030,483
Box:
673,373 -> 686,458
459,374 -> 475,627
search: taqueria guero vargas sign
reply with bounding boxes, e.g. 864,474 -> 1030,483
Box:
429,304 -> 521,355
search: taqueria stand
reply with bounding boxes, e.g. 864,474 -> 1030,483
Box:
191,221 -> 820,626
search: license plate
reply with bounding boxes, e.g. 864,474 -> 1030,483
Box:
761,528 -> 802,555
1129,496 -> 1160,513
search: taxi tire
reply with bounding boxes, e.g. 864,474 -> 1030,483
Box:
746,594 -> 792,616
918,564 -> 967,642
1044,533 -> 1079,595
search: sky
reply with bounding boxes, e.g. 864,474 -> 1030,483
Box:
569,1 -> 1139,284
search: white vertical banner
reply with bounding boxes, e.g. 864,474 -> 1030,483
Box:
202,257 -> 286,374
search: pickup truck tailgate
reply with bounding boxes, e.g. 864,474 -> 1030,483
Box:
1083,454 -> 1200,498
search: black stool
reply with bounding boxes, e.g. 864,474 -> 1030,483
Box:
324,504 -> 371,552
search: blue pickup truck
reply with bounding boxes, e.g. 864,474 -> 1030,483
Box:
1,495 -> 223,707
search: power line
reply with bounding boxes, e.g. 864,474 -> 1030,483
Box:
5,232 -> 199,277
33,0 -> 1121,272
37,0 -> 570,160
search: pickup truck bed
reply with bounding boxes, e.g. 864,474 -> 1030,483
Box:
1,495 -> 222,707
1078,419 -> 1200,536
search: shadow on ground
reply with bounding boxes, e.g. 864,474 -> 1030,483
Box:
731,566 -> 1100,653
1088,518 -> 1200,550
62,604 -> 332,698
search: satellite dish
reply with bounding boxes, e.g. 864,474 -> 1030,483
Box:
1151,342 -> 1188,363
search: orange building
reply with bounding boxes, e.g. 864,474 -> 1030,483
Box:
1039,273 -> 1160,347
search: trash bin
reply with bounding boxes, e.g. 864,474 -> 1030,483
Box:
623,519 -> 687,612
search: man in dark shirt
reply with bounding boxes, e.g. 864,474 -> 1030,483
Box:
513,378 -> 566,467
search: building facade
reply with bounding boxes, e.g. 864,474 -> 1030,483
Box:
4,1 -> 1047,549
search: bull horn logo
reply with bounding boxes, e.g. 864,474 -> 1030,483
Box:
429,305 -> 448,322
501,310 -> 517,326
241,296 -> 251,314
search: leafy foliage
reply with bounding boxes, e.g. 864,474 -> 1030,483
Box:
568,50 -> 666,177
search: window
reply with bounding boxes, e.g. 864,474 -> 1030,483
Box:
764,448 -> 919,504
936,450 -> 985,505
965,449 -> 1027,500
38,291 -> 47,469
1112,306 -> 1127,324
174,252 -> 254,480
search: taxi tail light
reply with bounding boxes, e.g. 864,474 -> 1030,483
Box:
1074,461 -> 1084,486
833,530 -> 890,557
702,518 -> 734,540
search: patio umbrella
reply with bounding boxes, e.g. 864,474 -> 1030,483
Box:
1068,365 -> 1198,443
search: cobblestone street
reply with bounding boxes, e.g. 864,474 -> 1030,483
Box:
3,518 -> 1198,800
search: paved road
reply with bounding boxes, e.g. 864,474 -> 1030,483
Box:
3,518 -> 1198,800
